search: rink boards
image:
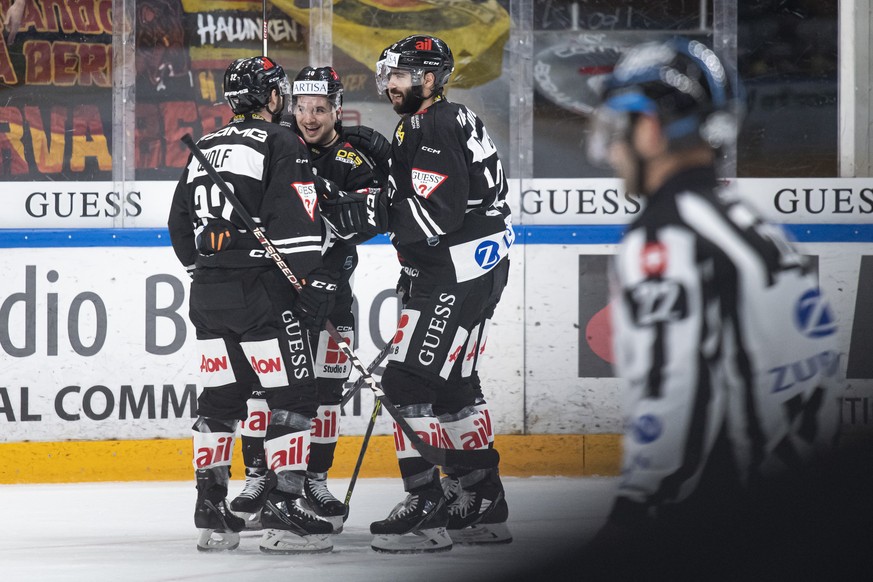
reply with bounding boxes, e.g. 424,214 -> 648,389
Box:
0,177 -> 871,482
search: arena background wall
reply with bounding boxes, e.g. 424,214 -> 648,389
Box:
1,177 -> 870,484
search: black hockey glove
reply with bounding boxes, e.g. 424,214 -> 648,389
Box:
320,187 -> 389,238
343,125 -> 392,183
396,270 -> 411,307
293,268 -> 340,330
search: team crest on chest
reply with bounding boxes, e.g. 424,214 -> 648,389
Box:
291,181 -> 318,221
411,168 -> 447,199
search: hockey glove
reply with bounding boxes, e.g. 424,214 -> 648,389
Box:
320,187 -> 389,239
196,219 -> 236,255
343,125 -> 392,182
396,270 -> 411,306
293,269 -> 340,330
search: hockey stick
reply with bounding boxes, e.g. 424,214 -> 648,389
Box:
181,134 -> 498,470
261,0 -> 268,55
343,398 -> 381,508
340,340 -> 392,408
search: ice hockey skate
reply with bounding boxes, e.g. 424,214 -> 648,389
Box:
445,472 -> 512,545
230,472 -> 269,530
370,485 -> 452,554
258,490 -> 334,554
194,497 -> 246,552
304,473 -> 349,533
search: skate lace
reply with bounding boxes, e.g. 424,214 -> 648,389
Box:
238,475 -> 267,500
448,489 -> 476,518
387,494 -> 420,521
289,497 -> 323,521
307,479 -> 339,504
441,477 -> 462,499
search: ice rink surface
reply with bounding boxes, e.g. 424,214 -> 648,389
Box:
1,477 -> 614,582
4,467 -> 872,582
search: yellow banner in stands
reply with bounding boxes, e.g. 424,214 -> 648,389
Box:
273,0 -> 510,88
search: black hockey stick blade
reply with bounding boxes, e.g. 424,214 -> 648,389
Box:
414,436 -> 500,469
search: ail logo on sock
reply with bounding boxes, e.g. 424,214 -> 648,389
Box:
267,431 -> 310,472
193,434 -> 234,469
394,419 -> 440,458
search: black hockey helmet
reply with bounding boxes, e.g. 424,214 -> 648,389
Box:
376,35 -> 455,95
223,56 -> 291,117
293,66 -> 344,109
587,37 -> 744,165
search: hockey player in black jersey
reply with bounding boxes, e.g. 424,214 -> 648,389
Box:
229,65 -> 384,533
168,56 -> 346,554
346,34 -> 514,553
582,38 -> 844,577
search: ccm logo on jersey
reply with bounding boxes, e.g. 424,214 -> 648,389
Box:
421,145 -> 441,154
411,168 -> 447,199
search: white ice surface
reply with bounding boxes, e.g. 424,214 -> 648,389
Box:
1,477 -> 616,582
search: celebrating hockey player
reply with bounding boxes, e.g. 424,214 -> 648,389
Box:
168,56 -> 349,554
229,65 -> 384,533
583,38 -> 844,574
333,34 -> 515,553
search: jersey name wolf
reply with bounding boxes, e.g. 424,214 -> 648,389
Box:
387,97 -> 513,284
610,166 -> 843,518
168,113 -> 325,278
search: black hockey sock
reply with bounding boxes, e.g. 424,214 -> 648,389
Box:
240,435 -> 267,477
307,442 -> 337,475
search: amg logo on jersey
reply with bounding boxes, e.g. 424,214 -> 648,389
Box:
291,181 -> 318,221
411,168 -> 447,199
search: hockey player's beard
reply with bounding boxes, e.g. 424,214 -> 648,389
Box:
390,87 -> 424,115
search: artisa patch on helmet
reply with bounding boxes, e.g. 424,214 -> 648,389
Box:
294,80 -> 328,95
411,168 -> 447,199
291,181 -> 318,221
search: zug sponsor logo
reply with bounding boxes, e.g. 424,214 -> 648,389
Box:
794,288 -> 837,338
770,350 -> 840,393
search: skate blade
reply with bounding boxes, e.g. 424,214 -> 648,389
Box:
232,510 -> 263,530
371,527 -> 453,554
196,529 -> 240,552
258,529 -> 333,554
448,522 -> 513,545
321,514 -> 344,534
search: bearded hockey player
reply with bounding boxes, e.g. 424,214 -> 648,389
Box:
354,35 -> 515,553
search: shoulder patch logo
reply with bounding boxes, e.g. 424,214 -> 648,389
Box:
291,182 -> 318,221
641,241 -> 667,277
411,168 -> 447,199
395,122 -> 405,145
